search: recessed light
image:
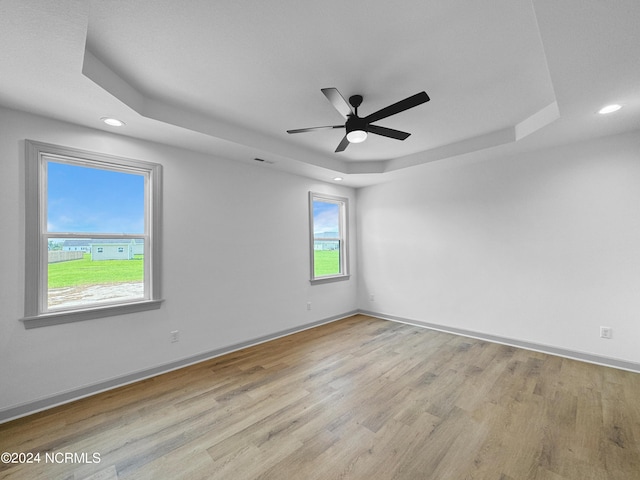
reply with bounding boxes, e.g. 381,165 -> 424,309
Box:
598,104 -> 622,115
333,177 -> 344,181
101,117 -> 125,127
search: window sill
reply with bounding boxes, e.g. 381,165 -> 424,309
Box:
21,299 -> 164,329
310,274 -> 351,285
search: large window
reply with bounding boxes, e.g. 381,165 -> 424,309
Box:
23,141 -> 162,328
309,192 -> 349,283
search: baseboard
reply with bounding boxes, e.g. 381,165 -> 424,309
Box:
0,310 -> 358,424
359,309 -> 640,374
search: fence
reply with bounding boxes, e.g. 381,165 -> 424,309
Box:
48,251 -> 84,263
314,240 -> 340,251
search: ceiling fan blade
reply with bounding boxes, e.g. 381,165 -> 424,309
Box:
364,91 -> 430,124
335,135 -> 350,152
368,124 -> 411,140
322,88 -> 354,119
287,125 -> 344,134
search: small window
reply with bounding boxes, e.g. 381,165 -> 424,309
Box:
309,192 -> 349,283
23,141 -> 163,328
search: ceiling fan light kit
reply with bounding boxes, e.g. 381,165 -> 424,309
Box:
287,88 -> 429,153
346,129 -> 368,143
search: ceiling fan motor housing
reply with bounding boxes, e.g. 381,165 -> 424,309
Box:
346,115 -> 367,133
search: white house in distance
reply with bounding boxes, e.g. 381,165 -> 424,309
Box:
60,239 -> 143,260
314,231 -> 340,251
131,239 -> 144,255
90,242 -> 134,261
61,239 -> 91,252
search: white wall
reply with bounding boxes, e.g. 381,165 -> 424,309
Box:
357,130 -> 640,366
0,107 -> 357,418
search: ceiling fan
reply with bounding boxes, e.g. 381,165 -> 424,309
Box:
287,88 -> 430,152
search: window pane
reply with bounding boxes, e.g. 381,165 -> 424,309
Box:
314,240 -> 341,277
47,161 -> 145,234
47,237 -> 145,310
313,200 -> 340,238
313,200 -> 342,277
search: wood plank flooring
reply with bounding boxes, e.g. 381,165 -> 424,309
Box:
1,314 -> 639,479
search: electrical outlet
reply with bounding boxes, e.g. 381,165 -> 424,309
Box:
170,330 -> 180,343
307,302 -> 312,311
369,294 -> 375,302
600,326 -> 612,339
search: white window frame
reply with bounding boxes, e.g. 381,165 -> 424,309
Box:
309,192 -> 350,284
22,140 -> 163,328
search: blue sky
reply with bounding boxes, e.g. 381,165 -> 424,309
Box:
47,161 -> 145,234
313,201 -> 339,236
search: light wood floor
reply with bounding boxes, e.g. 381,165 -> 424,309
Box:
1,314 -> 639,480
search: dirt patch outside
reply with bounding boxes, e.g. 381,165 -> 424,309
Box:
48,282 -> 144,309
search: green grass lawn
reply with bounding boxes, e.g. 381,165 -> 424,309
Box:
314,250 -> 341,277
48,254 -> 144,288
50,250 -> 337,288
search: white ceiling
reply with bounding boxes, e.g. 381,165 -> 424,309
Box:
1,0 -> 639,187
